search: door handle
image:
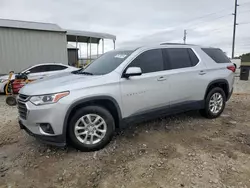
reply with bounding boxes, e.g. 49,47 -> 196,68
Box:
199,71 -> 206,75
157,76 -> 167,81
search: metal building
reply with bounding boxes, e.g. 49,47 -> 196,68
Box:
0,19 -> 68,74
67,44 -> 79,66
0,19 -> 117,75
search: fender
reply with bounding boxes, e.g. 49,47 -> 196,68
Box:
204,79 -> 229,99
62,96 -> 122,139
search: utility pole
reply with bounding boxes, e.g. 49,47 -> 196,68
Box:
232,0 -> 239,59
183,30 -> 187,44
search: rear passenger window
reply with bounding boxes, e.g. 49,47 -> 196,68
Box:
128,49 -> 164,74
166,48 -> 196,69
188,49 -> 199,66
47,65 -> 68,71
202,48 -> 230,63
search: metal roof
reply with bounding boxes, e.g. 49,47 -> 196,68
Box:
67,29 -> 116,44
0,19 -> 64,32
0,19 -> 117,43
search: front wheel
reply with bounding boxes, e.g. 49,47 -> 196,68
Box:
6,96 -> 17,106
200,87 -> 226,119
68,106 -> 115,151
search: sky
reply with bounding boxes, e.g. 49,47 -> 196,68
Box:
0,0 -> 250,57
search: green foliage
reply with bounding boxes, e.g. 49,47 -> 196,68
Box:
239,53 -> 250,62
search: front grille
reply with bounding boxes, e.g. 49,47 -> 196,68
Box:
17,100 -> 28,120
17,95 -> 29,120
18,94 -> 29,101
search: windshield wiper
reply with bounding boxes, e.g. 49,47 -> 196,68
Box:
75,71 -> 93,75
80,72 -> 93,75
72,69 -> 94,75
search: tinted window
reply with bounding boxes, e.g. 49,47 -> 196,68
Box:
166,48 -> 194,69
188,49 -> 199,66
82,50 -> 133,75
128,49 -> 164,73
202,48 -> 230,63
28,65 -> 48,73
47,65 -> 67,71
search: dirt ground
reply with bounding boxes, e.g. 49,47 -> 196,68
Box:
1,80 -> 250,188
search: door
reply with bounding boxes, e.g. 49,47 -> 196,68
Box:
120,49 -> 170,118
25,65 -> 49,80
26,65 -> 68,80
162,48 -> 206,107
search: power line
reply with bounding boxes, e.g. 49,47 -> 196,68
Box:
183,11 -> 232,29
155,7 -> 234,34
239,1 -> 250,5
189,14 -> 232,30
207,24 -> 232,33
239,21 -> 250,25
238,9 -> 250,14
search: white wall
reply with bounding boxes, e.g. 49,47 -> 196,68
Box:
0,28 -> 68,74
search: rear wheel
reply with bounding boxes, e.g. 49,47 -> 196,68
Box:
68,106 -> 115,151
200,87 -> 226,119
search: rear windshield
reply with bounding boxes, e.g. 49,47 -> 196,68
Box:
80,50 -> 133,75
202,48 -> 231,63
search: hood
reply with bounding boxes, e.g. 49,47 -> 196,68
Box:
19,72 -> 103,95
0,74 -> 16,80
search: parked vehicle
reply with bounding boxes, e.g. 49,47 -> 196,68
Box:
5,71 -> 32,106
17,44 -> 235,151
0,63 -> 78,94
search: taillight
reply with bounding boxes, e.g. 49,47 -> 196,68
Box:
227,65 -> 236,72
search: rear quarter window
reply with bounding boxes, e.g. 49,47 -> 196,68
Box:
202,48 -> 230,63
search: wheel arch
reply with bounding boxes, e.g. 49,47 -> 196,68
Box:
63,96 -> 122,140
204,79 -> 230,100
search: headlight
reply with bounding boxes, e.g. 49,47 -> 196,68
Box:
30,91 -> 69,106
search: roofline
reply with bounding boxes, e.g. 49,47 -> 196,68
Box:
67,29 -> 116,41
0,18 -> 58,26
160,42 -> 197,46
0,26 -> 67,33
0,18 -> 66,33
0,19 -> 116,41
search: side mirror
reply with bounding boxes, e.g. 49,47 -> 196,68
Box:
123,67 -> 142,78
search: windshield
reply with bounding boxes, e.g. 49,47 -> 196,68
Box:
77,50 -> 133,75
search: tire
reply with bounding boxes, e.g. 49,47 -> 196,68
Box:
6,96 -> 17,106
68,106 -> 115,152
200,87 -> 226,119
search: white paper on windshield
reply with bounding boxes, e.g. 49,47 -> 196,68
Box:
114,54 -> 127,59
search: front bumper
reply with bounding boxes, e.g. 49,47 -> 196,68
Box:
19,120 -> 66,147
17,98 -> 69,147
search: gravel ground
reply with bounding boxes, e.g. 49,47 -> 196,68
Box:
1,80 -> 250,188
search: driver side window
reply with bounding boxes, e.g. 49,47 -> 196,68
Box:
127,49 -> 164,74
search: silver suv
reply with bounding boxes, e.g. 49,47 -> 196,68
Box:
18,44 -> 235,151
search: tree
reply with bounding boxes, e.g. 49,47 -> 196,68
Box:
239,53 -> 250,62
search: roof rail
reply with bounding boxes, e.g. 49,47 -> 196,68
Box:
160,42 -> 196,46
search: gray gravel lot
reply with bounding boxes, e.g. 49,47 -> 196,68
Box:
0,79 -> 250,188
